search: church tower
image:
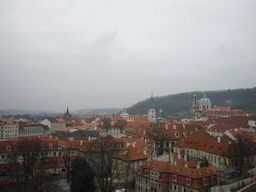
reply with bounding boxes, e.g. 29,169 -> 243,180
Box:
63,107 -> 72,121
191,94 -> 198,113
148,92 -> 156,123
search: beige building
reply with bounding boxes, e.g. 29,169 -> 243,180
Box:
0,119 -> 18,139
41,117 -> 66,133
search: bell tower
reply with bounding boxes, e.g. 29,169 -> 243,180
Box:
148,92 -> 156,123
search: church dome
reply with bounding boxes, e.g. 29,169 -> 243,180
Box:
199,98 -> 211,102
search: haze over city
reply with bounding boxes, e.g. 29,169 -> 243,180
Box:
1,0 -> 256,111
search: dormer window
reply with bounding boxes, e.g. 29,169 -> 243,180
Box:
48,144 -> 53,150
6,146 -> 11,152
173,175 -> 177,182
186,178 -> 191,186
58,145 -> 62,149
203,178 -> 207,186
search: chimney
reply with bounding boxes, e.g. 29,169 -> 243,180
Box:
183,124 -> 185,129
235,128 -> 237,132
185,162 -> 188,168
174,159 -> 177,165
184,154 -> 187,162
197,162 -> 200,169
195,128 -> 197,132
217,136 -> 221,143
144,131 -> 146,135
49,135 -> 52,139
70,137 -> 73,141
89,137 -> 91,141
132,142 -> 135,148
145,139 -> 147,144
144,149 -> 146,156
80,140 -> 83,146
165,122 -> 168,130
173,124 -> 176,130
178,152 -> 181,159
170,154 -> 173,165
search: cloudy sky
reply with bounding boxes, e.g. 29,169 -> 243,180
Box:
0,0 -> 255,112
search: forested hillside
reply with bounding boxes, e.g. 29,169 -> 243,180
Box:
126,88 -> 256,116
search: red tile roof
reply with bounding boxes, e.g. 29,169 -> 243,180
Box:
136,160 -> 218,189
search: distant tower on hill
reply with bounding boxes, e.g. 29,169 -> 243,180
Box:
148,92 -> 156,123
63,107 -> 71,121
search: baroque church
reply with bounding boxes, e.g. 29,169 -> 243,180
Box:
191,93 -> 212,118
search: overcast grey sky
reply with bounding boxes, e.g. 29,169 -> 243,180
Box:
0,0 -> 255,111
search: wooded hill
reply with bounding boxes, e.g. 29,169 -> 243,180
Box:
126,87 -> 256,117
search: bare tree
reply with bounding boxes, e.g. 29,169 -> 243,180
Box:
16,137 -> 44,185
228,134 -> 252,176
84,136 -> 123,192
102,117 -> 111,132
62,145 -> 72,183
147,124 -> 169,158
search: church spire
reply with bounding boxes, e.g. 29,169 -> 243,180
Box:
66,107 -> 69,115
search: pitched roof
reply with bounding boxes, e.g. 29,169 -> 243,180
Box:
55,118 -> 66,123
113,138 -> 154,161
136,160 -> 218,189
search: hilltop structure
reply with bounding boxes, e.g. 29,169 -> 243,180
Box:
148,92 -> 156,123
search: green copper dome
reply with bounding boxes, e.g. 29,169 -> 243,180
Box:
199,98 -> 211,102
122,113 -> 129,116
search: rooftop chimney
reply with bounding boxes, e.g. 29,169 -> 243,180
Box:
178,152 -> 181,159
183,124 -> 185,129
132,142 -> 135,148
217,136 -> 221,143
174,159 -> 177,165
170,154 -> 174,165
185,162 -> 188,168
197,162 -> 200,169
49,135 -> 52,139
80,140 -> 83,146
144,149 -> 146,156
173,124 -> 176,130
184,154 -> 187,162
144,131 -> 146,135
165,122 -> 168,130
